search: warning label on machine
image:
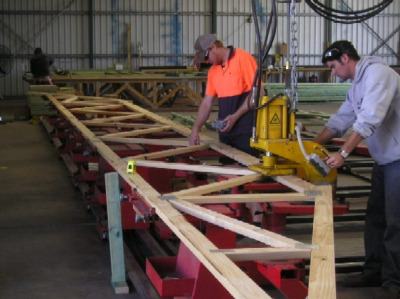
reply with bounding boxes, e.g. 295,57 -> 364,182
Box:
270,113 -> 280,125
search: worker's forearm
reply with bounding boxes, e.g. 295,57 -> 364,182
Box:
192,98 -> 213,132
315,128 -> 363,155
340,131 -> 363,153
236,86 -> 264,116
232,94 -> 252,120
314,128 -> 334,145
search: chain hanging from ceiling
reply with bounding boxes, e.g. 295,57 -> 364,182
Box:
289,0 -> 299,111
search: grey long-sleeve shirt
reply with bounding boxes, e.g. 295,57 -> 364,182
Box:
326,56 -> 400,165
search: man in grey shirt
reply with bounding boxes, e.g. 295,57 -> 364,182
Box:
314,40 -> 400,298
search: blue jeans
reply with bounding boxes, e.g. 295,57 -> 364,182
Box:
364,159 -> 400,291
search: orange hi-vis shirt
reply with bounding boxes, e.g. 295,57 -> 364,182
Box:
205,47 -> 258,135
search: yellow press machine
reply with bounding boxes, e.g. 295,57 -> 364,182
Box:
249,94 -> 337,184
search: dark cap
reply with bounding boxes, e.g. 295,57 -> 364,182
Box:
321,40 -> 360,64
194,34 -> 217,63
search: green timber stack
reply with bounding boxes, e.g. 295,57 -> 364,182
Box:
27,85 -> 75,116
264,83 -> 351,103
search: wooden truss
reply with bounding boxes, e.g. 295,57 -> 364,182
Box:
51,72 -> 207,108
46,94 -> 336,299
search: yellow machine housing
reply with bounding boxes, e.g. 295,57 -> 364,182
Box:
249,95 -> 337,184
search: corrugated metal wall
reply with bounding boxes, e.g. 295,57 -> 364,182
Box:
1,0 -> 399,97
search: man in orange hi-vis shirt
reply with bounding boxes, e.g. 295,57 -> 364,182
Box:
189,34 -> 260,160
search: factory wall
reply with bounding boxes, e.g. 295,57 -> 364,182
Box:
1,0 -> 399,97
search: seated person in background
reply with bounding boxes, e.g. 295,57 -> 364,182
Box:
30,47 -> 54,85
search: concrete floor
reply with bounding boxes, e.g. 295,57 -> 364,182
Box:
0,119 -> 135,299
0,100 -> 382,299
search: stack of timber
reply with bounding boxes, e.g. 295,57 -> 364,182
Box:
27,85 -> 75,117
264,83 -> 351,103
42,93 -> 337,299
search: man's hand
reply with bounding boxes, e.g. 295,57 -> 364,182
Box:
220,114 -> 238,133
325,152 -> 345,168
189,131 -> 200,146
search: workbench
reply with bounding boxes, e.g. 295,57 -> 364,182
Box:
51,69 -> 207,109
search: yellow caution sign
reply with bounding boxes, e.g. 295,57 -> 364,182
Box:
127,161 -> 136,174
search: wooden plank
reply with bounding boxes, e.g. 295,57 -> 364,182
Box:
212,247 -> 311,262
308,184 -> 336,299
72,94 -> 124,101
82,122 -> 160,129
101,125 -> 172,138
121,101 -> 197,137
177,193 -> 312,204
273,175 -> 321,195
132,144 -> 210,160
60,95 -> 79,103
60,153 -> 79,174
135,229 -> 169,257
169,173 -> 263,197
124,243 -> 160,299
170,199 -> 303,248
77,181 -> 91,197
41,117 -> 55,134
84,114 -> 146,123
69,108 -> 133,116
156,83 -> 184,107
51,138 -> 63,150
128,159 -> 257,176
101,136 -> 189,147
70,103 -> 124,110
63,100 -> 120,107
124,84 -> 155,107
209,142 -> 260,166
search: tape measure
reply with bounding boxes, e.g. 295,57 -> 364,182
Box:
127,161 -> 136,174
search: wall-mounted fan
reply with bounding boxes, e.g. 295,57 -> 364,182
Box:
0,45 -> 14,77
